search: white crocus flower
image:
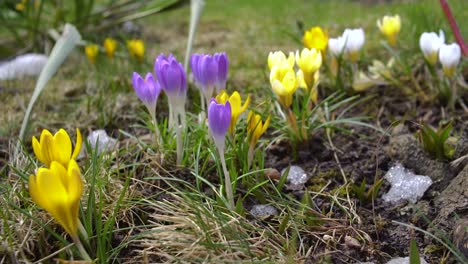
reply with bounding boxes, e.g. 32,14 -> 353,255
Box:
419,30 -> 445,65
328,37 -> 346,57
438,43 -> 461,77
343,28 -> 365,62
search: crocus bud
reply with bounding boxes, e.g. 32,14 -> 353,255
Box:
104,37 -> 118,58
247,111 -> 270,147
343,28 -> 365,62
439,43 -> 461,77
85,44 -> 99,64
127,39 -> 145,62
29,160 -> 83,237
295,48 -> 322,89
208,98 -> 231,149
155,54 -> 187,109
328,37 -> 346,57
216,91 -> 250,135
270,58 -> 298,108
302,26 -> 328,53
191,53 -> 218,101
268,51 -> 295,70
132,72 -> 161,112
214,52 -> 229,92
377,15 -> 401,46
419,30 -> 445,65
32,128 -> 82,168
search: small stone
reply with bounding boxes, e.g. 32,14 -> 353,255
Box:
385,256 -> 428,264
264,168 -> 280,181
249,205 -> 278,219
281,165 -> 309,190
453,218 -> 468,258
344,235 -> 361,249
382,163 -> 432,204
77,129 -> 118,158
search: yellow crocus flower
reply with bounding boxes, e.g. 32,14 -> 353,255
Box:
270,60 -> 298,108
247,111 -> 270,147
127,39 -> 145,61
85,44 -> 99,64
103,37 -> 118,58
29,160 -> 83,236
295,48 -> 322,89
377,15 -> 401,47
302,26 -> 328,53
32,128 -> 82,168
268,51 -> 294,70
216,90 -> 251,135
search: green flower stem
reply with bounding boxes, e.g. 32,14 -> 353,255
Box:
218,145 -> 234,210
150,112 -> 161,147
72,235 -> 92,261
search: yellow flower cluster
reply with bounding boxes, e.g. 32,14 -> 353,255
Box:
30,129 -> 83,237
268,48 -> 322,107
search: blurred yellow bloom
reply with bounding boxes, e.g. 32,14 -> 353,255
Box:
216,90 -> 251,135
302,26 -> 328,53
32,128 -> 82,168
127,39 -> 145,61
247,111 -> 270,147
15,3 -> 25,11
295,48 -> 322,89
377,15 -> 401,47
103,37 -> 118,58
270,59 -> 298,108
29,160 -> 83,236
85,44 -> 99,64
268,51 -> 294,70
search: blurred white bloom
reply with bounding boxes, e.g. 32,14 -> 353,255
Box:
328,37 -> 346,57
419,30 -> 445,65
439,43 -> 461,77
369,58 -> 394,80
0,54 -> 48,80
343,28 -> 365,61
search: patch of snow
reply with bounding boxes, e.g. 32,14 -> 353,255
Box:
77,130 -> 118,158
382,163 -> 432,204
250,205 -> 278,218
386,256 -> 428,264
0,54 -> 48,80
281,165 -> 309,190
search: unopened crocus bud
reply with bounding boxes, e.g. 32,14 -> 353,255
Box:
268,51 -> 294,70
155,53 -> 187,109
132,72 -> 161,112
85,44 -> 99,64
302,26 -> 328,53
343,28 -> 365,62
377,15 -> 401,46
214,52 -> 229,92
29,160 -> 83,237
216,91 -> 250,135
296,48 -> 322,89
191,53 -> 218,102
269,58 -> 299,108
127,39 -> 145,61
419,30 -> 445,65
104,37 -> 118,58
328,36 -> 346,57
247,111 -> 270,147
208,98 -> 231,149
439,43 -> 461,77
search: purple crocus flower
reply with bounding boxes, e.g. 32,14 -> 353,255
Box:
208,98 -> 231,147
132,72 -> 161,111
191,52 -> 229,101
154,54 -> 187,100
214,52 -> 228,92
